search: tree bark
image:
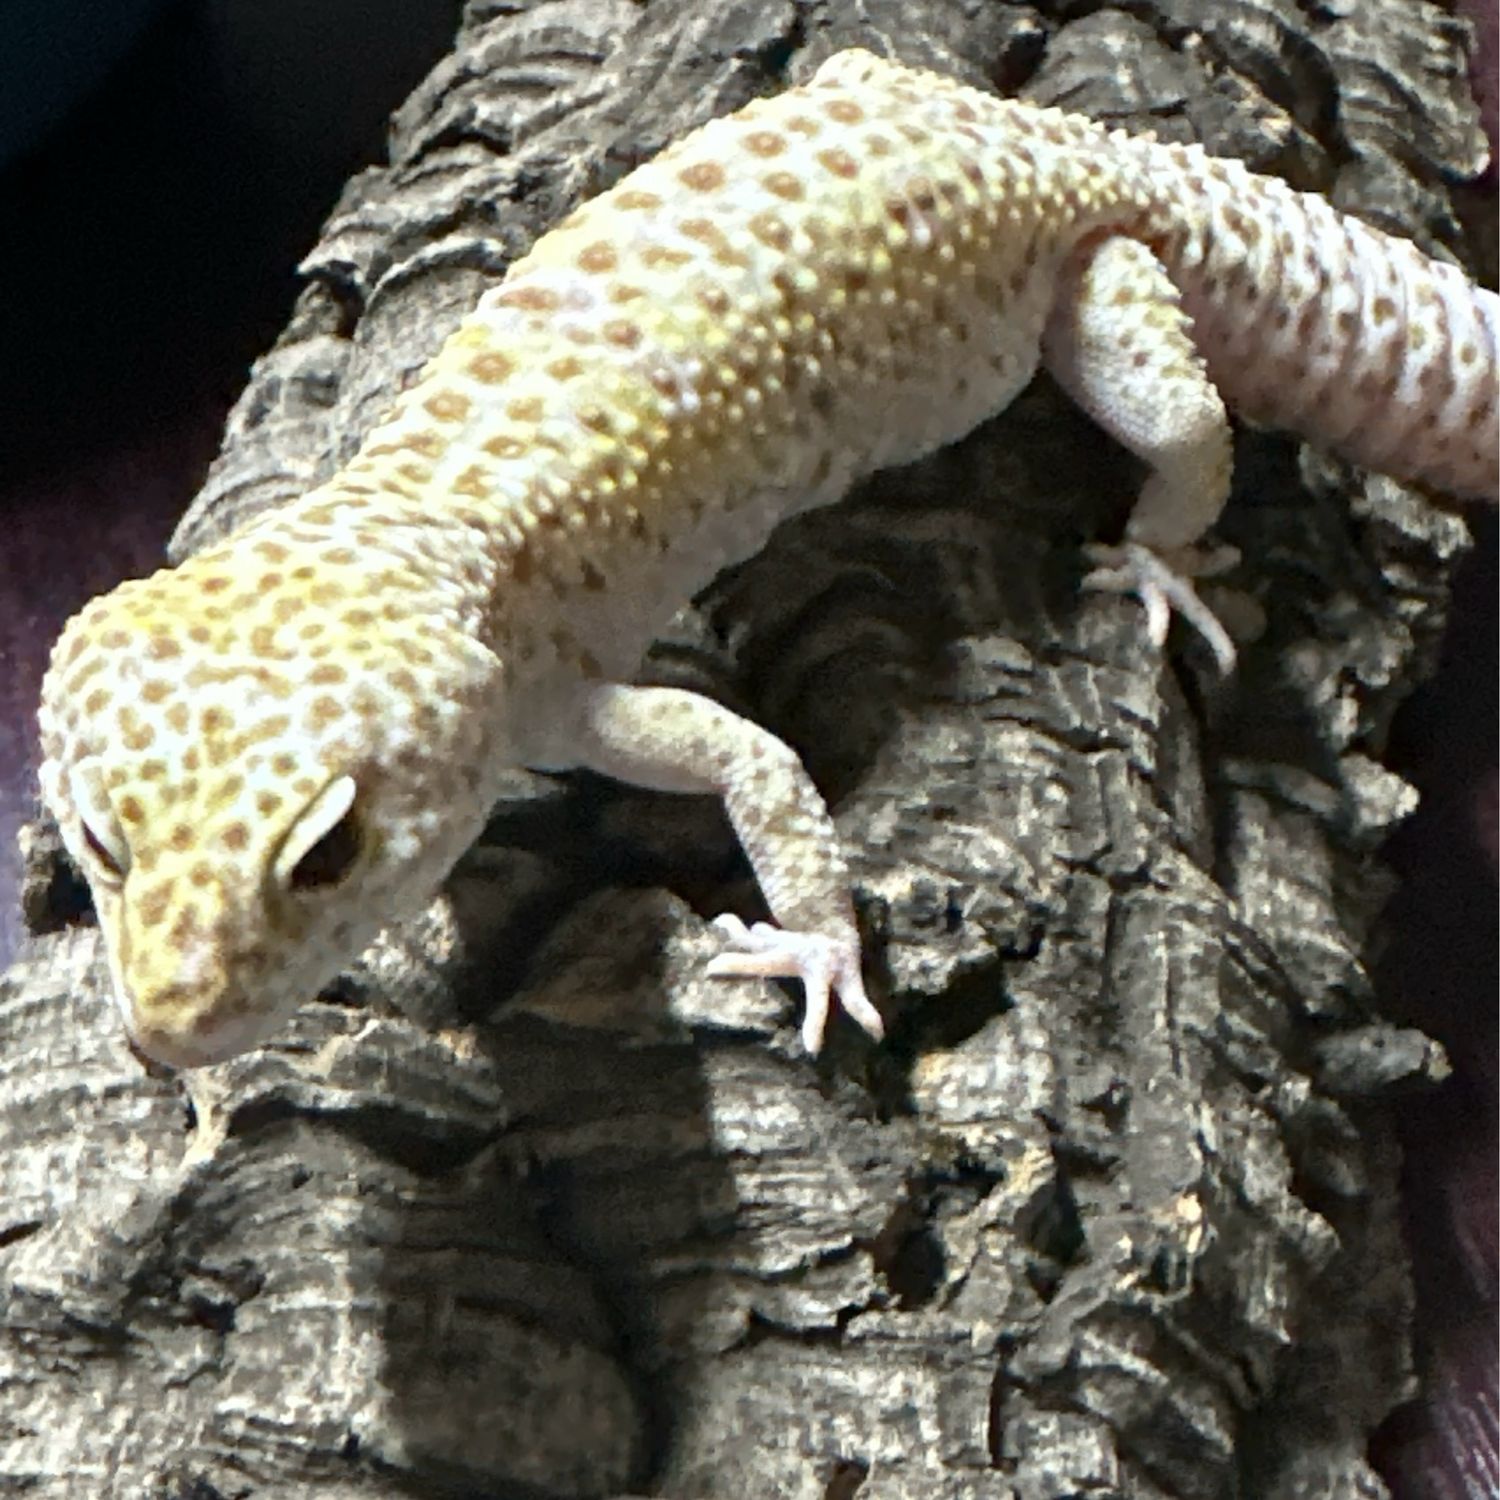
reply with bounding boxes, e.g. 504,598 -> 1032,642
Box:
3,2 -> 1492,1495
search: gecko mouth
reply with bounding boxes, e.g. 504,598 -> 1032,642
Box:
126,1035 -> 177,1078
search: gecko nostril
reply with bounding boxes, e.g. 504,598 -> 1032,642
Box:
289,811 -> 363,890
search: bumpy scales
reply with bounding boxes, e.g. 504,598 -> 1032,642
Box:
38,51 -> 1498,1067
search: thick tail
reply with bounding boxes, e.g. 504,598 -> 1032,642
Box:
1143,140 -> 1497,501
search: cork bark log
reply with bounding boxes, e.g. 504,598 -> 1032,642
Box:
2,1 -> 1491,1496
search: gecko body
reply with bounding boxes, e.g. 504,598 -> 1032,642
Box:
37,51 -> 1497,1067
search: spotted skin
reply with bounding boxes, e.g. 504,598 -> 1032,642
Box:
37,51 -> 1498,1067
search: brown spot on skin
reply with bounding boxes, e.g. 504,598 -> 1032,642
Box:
424,390 -> 471,422
118,795 -> 145,824
609,283 -> 645,304
485,435 -> 527,460
141,679 -> 171,703
84,688 -> 111,715
137,882 -> 172,929
699,286 -> 732,317
546,355 -> 585,381
679,160 -> 726,192
745,129 -> 786,157
256,791 -> 283,817
784,113 -> 819,136
250,626 -> 278,658
500,285 -> 561,313
170,824 -> 194,853
199,577 -> 232,595
271,753 -> 296,777
241,714 -> 291,748
577,241 -> 617,274
750,212 -> 792,251
468,351 -> 515,384
453,464 -> 491,499
183,748 -> 200,772
604,320 -> 642,349
641,245 -> 693,269
166,703 -> 190,734
310,664 -> 348,686
189,862 -> 215,889
1371,296 -> 1396,326
222,823 -> 249,852
825,98 -> 864,125
817,148 -> 858,179
615,188 -> 663,211
507,397 -> 544,424
763,171 -> 805,201
168,905 -> 203,950
307,696 -> 344,730
146,634 -> 182,660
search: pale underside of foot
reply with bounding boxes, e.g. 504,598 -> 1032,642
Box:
706,913 -> 884,1054
1084,539 -> 1241,673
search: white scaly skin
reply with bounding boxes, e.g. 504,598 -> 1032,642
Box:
37,51 -> 1497,1067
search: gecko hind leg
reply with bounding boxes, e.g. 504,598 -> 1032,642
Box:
1082,538 -> 1241,673
1042,234 -> 1242,672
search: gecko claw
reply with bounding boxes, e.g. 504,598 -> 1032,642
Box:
706,914 -> 884,1053
1083,540 -> 1240,674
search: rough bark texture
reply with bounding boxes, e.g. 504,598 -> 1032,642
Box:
2,2 -> 1492,1496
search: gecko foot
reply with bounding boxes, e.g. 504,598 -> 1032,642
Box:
1083,540 -> 1240,674
705,914 -> 884,1054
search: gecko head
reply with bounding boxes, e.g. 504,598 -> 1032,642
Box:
38,551 -> 500,1069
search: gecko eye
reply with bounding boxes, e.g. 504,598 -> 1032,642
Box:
289,810 -> 362,890
80,819 -> 127,882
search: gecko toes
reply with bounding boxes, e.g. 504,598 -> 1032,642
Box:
1083,540 -> 1239,673
706,914 -> 883,1052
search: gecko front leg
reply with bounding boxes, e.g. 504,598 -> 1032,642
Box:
576,683 -> 883,1053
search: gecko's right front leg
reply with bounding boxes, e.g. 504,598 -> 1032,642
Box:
575,683 -> 883,1053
